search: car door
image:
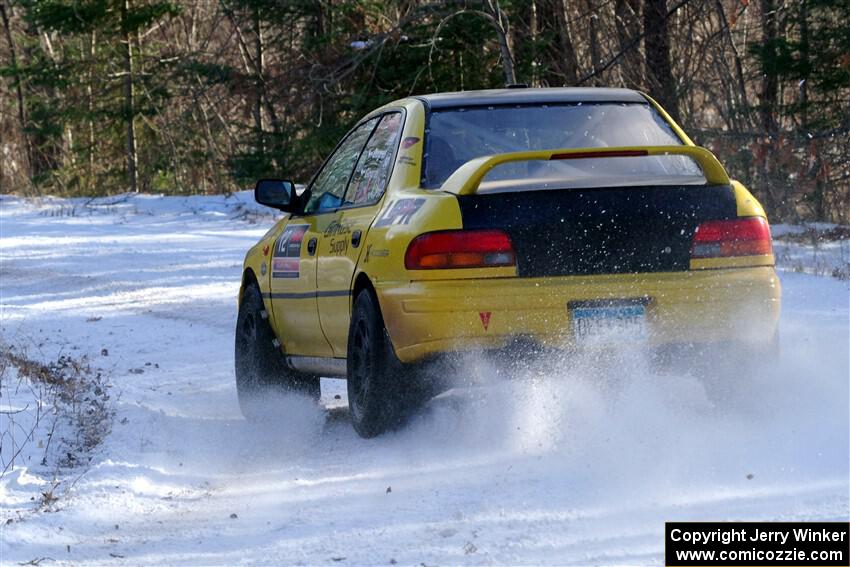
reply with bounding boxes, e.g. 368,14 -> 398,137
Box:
316,112 -> 404,357
269,119 -> 378,358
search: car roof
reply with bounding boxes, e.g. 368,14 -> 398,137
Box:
413,87 -> 647,109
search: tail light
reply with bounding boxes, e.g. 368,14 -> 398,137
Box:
405,230 -> 516,270
691,217 -> 773,258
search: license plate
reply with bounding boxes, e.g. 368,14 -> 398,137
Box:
570,300 -> 648,343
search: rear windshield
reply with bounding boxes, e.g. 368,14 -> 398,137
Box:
422,102 -> 697,189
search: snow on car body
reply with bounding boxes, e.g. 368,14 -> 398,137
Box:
235,88 -> 781,437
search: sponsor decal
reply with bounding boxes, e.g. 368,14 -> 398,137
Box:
397,155 -> 417,167
374,198 -> 426,227
262,244 -> 270,256
364,244 -> 389,263
272,257 -> 300,276
328,238 -> 348,256
323,219 -> 352,238
272,224 -> 308,278
324,220 -> 353,256
401,136 -> 420,149
479,311 -> 492,331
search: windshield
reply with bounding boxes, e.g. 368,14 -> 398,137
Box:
422,102 -> 697,189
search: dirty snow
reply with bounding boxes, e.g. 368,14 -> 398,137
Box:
1,193 -> 848,565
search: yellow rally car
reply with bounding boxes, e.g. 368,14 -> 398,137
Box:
235,88 -> 780,437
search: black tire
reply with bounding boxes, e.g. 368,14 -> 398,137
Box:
234,283 -> 320,420
347,290 -> 420,438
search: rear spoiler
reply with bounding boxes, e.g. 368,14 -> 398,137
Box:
439,145 -> 731,196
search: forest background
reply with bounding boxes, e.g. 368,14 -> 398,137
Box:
1,0 -> 848,221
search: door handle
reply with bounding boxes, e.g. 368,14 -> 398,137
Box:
351,230 -> 362,248
307,237 -> 317,256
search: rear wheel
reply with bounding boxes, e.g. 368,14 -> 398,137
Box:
234,283 -> 319,420
347,290 -> 421,438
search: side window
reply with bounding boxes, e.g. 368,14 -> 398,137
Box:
304,118 -> 378,214
345,113 -> 403,206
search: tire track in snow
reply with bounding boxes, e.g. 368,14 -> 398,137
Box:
0,195 -> 846,566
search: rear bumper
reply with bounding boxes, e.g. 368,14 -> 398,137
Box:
376,267 -> 781,363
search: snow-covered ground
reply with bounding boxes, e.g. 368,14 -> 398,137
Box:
1,193 -> 848,566
772,223 -> 850,280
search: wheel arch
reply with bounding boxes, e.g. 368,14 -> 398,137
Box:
351,271 -> 378,306
239,268 -> 260,305
350,271 -> 406,360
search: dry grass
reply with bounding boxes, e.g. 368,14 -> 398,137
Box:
1,343 -> 113,511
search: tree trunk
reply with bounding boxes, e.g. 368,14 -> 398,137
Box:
713,0 -> 749,127
588,4 -> 602,84
644,0 -> 680,121
529,0 -> 538,86
253,8 -> 264,157
615,0 -> 643,88
1,1 -> 32,184
87,30 -> 96,192
554,0 -> 580,85
121,0 -> 138,193
798,0 -> 809,131
797,0 -> 823,219
482,0 -> 517,85
755,0 -> 784,215
759,0 -> 779,137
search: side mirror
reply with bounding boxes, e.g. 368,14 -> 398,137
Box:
255,179 -> 299,212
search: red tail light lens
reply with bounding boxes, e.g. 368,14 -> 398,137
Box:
405,230 -> 516,270
691,217 -> 773,258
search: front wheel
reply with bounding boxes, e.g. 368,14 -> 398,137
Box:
234,283 -> 319,420
347,290 -> 421,438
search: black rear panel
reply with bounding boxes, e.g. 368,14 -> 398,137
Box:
457,185 -> 737,277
